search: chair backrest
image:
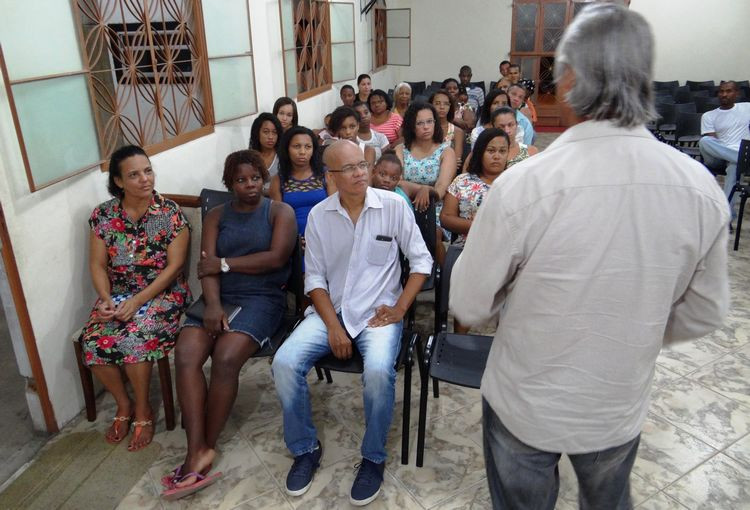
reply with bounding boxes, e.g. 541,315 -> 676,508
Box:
286,236 -> 305,316
653,80 -> 679,91
406,80 -> 426,98
738,140 -> 750,178
690,90 -> 710,99
674,102 -> 697,115
430,80 -> 443,90
489,80 -> 498,91
686,80 -> 715,91
674,112 -> 702,140
655,103 -> 676,127
695,96 -> 720,113
672,86 -> 692,103
438,245 -> 464,321
735,80 -> 750,89
412,198 -> 437,257
200,188 -> 233,220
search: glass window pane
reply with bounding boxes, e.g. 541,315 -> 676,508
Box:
543,3 -> 566,27
11,75 -> 100,187
543,28 -> 564,52
209,56 -> 256,122
386,10 -> 410,38
330,3 -> 354,43
515,29 -> 536,52
0,0 -> 84,80
280,0 -> 295,50
387,38 -> 409,66
202,0 -> 251,57
284,49 -> 298,97
332,43 -> 355,82
516,4 -> 538,29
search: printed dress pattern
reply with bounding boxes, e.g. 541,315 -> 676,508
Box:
446,173 -> 491,245
79,193 -> 191,366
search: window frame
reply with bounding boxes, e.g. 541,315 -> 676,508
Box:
279,0 -> 334,102
372,7 -> 410,69
329,1 -> 356,84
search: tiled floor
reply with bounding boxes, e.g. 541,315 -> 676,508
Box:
11,233 -> 748,510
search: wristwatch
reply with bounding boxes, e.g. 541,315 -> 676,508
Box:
220,257 -> 230,273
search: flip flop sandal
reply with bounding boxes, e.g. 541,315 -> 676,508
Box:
127,418 -> 154,452
105,415 -> 132,444
161,463 -> 214,489
161,471 -> 224,501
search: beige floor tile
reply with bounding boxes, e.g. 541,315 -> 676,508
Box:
656,338 -> 730,376
693,352 -> 750,407
636,491 -> 690,509
664,454 -> 750,509
230,488 -> 293,510
723,433 -> 750,469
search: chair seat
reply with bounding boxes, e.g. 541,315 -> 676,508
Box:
659,123 -> 676,133
429,332 -> 493,389
256,313 -> 298,357
678,146 -> 702,158
677,135 -> 701,145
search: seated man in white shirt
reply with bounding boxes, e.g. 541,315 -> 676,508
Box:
271,140 -> 432,506
459,65 -> 485,109
699,80 -> 750,216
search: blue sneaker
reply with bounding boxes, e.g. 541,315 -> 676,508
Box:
285,441 -> 322,496
350,458 -> 385,506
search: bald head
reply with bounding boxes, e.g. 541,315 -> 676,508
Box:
323,139 -> 363,170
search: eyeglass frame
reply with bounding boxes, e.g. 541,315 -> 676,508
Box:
327,160 -> 371,174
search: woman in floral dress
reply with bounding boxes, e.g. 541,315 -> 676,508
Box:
79,145 -> 191,451
440,128 -> 510,333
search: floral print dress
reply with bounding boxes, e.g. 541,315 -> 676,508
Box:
446,173 -> 491,245
79,193 -> 191,366
403,142 -> 451,234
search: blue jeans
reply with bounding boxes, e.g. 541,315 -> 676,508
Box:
271,313 -> 402,464
699,136 -> 739,216
482,398 -> 640,510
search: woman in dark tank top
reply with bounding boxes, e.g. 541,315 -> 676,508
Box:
163,150 -> 297,499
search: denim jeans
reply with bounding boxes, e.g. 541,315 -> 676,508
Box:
271,312 -> 402,464
699,136 -> 739,216
482,398 -> 640,510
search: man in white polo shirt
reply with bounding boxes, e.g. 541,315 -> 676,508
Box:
272,140 -> 432,506
699,80 -> 750,217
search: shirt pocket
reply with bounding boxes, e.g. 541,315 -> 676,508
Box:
366,238 -> 394,266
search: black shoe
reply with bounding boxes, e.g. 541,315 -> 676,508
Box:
285,441 -> 322,496
350,458 -> 385,506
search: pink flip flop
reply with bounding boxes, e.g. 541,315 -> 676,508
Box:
160,465 -> 183,489
161,471 -> 223,501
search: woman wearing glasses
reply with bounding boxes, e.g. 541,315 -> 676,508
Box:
396,102 -> 457,264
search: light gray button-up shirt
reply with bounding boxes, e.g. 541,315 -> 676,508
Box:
304,187 -> 433,337
451,120 -> 730,453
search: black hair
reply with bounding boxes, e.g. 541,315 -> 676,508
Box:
457,86 -> 468,97
353,100 -> 368,110
374,149 -> 403,173
368,89 -> 393,111
490,106 -> 517,127
459,65 -> 472,74
277,126 -> 324,185
249,113 -> 283,151
468,128 -> 510,177
223,149 -> 269,190
340,84 -> 355,94
357,74 -> 371,85
442,78 -> 459,89
429,89 -> 456,122
508,63 -> 520,71
402,102 -> 443,148
480,89 -> 511,125
272,96 -> 299,127
329,106 -> 361,134
108,145 -> 149,198
500,60 -> 511,67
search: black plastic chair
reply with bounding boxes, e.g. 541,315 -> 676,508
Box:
653,80 -> 679,92
415,245 -> 493,467
659,103 -> 696,134
655,103 -> 677,134
695,97 -> 720,114
735,80 -> 750,90
489,80 -> 498,91
430,81 -> 443,90
198,189 -> 305,357
727,140 -> 750,250
406,81 -> 426,98
690,90 -> 710,100
686,80 -> 715,91
671,113 -> 703,159
672,86 -> 692,104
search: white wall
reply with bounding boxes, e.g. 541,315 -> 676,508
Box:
385,0 -> 513,88
631,0 -> 750,83
0,0 -> 397,429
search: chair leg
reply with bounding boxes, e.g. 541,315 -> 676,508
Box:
324,368 -> 333,384
74,341 -> 97,422
315,366 -> 324,381
735,193 -> 747,251
401,359 -> 412,465
433,378 -> 440,399
157,356 -> 176,431
416,363 -> 429,467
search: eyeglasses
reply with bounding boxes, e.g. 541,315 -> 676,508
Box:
328,160 -> 370,174
416,119 -> 435,128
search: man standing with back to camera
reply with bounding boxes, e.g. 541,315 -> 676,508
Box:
451,4 -> 729,510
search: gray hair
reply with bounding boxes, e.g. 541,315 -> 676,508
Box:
394,82 -> 412,94
554,3 -> 656,127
